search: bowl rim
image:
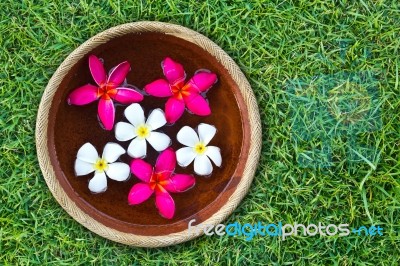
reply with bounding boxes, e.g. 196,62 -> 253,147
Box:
35,21 -> 262,247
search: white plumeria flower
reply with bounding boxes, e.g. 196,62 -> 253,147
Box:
115,103 -> 171,158
176,123 -> 222,176
74,142 -> 130,193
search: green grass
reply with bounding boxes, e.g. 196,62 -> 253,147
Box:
1,0 -> 400,265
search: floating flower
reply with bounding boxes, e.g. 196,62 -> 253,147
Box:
128,148 -> 195,219
67,55 -> 143,130
144,57 -> 218,124
115,103 -> 171,158
176,123 -> 222,176
74,142 -> 130,193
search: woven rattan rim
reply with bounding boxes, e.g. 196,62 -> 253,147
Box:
35,21 -> 262,247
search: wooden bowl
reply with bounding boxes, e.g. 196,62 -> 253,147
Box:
36,22 -> 261,247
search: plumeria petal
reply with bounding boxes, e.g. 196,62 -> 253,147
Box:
88,172 -> 107,193
67,84 -> 99,106
128,183 -> 154,205
155,148 -> 176,173
185,94 -> 211,116
146,132 -> 171,152
105,162 -> 130,181
74,159 -> 95,176
114,88 -> 144,104
155,189 -> 175,219
176,147 -> 197,167
177,126 -> 199,147
127,137 -> 147,158
77,143 -> 98,163
115,122 -> 136,141
164,174 -> 195,193
89,55 -> 106,86
181,87 -> 199,103
194,155 -> 213,176
130,159 -> 153,183
156,171 -> 171,182
124,103 -> 145,127
205,146 -> 222,167
198,123 -> 217,145
165,97 -> 185,124
107,61 -> 130,86
98,98 -> 115,130
144,79 -> 173,97
162,57 -> 185,86
189,71 -> 218,92
102,142 -> 125,163
146,108 -> 167,130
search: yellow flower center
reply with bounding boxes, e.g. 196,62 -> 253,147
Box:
194,142 -> 207,155
94,158 -> 108,172
136,125 -> 150,139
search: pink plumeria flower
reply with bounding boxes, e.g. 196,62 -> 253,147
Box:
144,57 -> 218,124
67,55 -> 144,130
128,148 -> 195,219
74,142 -> 130,193
115,103 -> 171,158
176,123 -> 222,176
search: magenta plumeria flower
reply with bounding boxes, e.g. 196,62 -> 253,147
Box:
67,55 -> 144,130
128,148 -> 195,219
144,57 -> 218,124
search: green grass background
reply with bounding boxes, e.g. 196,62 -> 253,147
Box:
1,0 -> 400,265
